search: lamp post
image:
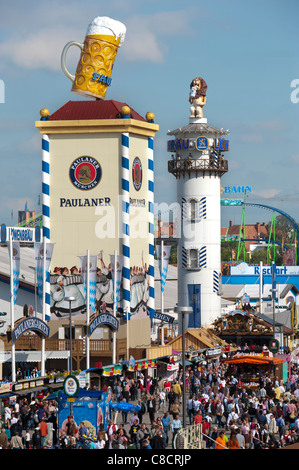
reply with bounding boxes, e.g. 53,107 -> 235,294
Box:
174,305 -> 193,428
65,297 -> 75,374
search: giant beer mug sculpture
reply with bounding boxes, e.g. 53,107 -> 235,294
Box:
61,16 -> 126,100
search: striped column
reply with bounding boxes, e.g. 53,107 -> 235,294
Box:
121,132 -> 130,318
42,134 -> 51,321
148,137 -> 155,321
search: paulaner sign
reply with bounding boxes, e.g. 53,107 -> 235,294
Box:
60,197 -> 111,207
13,318 -> 50,342
89,313 -> 119,335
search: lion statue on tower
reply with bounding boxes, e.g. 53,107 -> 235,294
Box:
189,77 -> 208,119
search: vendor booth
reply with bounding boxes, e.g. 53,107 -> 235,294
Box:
58,387 -> 141,438
224,353 -> 289,389
58,388 -> 111,438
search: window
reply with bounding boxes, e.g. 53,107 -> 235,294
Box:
189,249 -> 198,268
190,199 -> 197,221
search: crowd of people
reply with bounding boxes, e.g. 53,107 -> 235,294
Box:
184,358 -> 299,449
1,353 -> 299,449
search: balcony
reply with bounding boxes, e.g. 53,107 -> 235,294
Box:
0,335 -> 127,370
168,155 -> 228,179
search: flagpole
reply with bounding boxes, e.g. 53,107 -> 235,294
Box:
86,249 -> 90,378
161,239 -> 164,315
126,308 -> 129,361
113,249 -> 117,364
259,261 -> 263,314
9,232 -> 16,383
161,239 -> 165,346
41,236 -> 46,376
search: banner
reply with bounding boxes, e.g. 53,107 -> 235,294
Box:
110,254 -> 123,313
156,244 -> 172,293
35,242 -> 54,306
8,241 -> 20,305
79,255 -> 98,312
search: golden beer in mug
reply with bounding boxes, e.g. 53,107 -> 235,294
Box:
61,17 -> 126,100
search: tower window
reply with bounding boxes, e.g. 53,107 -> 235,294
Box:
190,199 -> 197,221
189,249 -> 198,268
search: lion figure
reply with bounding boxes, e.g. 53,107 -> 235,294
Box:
189,77 -> 208,118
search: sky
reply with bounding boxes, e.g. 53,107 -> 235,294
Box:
0,0 -> 298,230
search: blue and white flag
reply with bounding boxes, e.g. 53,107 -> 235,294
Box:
35,242 -> 54,306
156,245 -> 172,293
79,255 -> 98,312
129,355 -> 135,369
110,254 -> 123,313
8,241 -> 20,305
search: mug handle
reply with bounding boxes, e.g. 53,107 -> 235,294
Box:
61,41 -> 83,81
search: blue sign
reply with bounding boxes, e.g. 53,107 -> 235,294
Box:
196,136 -> 208,150
89,313 -> 119,335
222,186 -> 251,194
214,138 -> 229,151
1,224 -> 6,243
13,318 -> 49,342
154,312 -> 174,323
92,73 -> 112,86
167,139 -> 190,152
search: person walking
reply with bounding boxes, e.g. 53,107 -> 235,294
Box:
215,430 -> 228,449
39,417 -> 48,447
228,432 -> 239,449
171,413 -> 181,448
147,395 -> 156,424
187,396 -> 195,425
11,431 -> 24,449
161,413 -> 171,447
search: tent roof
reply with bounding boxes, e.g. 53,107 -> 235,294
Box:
224,354 -> 285,365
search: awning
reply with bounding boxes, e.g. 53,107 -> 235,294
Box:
0,350 -> 69,362
224,354 -> 285,365
43,391 -> 59,400
178,360 -> 193,366
14,386 -> 48,396
0,393 -> 14,399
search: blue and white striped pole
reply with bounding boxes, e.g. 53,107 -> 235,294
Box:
121,129 -> 131,324
42,134 -> 51,322
148,136 -> 155,322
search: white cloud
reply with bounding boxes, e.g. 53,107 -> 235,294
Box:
121,10 -> 193,63
0,7 -> 194,69
0,28 -> 78,71
252,188 -> 281,199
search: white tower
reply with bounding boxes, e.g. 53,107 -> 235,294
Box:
167,77 -> 229,331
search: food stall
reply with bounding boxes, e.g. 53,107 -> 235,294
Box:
224,353 -> 288,389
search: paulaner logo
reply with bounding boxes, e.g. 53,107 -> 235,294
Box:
69,156 -> 102,190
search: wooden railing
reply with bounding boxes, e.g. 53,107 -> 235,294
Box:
168,157 -> 228,178
1,335 -> 128,360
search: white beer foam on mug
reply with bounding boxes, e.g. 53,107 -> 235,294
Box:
86,16 -> 126,46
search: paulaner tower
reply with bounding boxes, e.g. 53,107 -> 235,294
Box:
167,77 -> 229,330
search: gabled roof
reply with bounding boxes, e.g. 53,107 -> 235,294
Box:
49,100 -> 147,122
166,327 -> 228,351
